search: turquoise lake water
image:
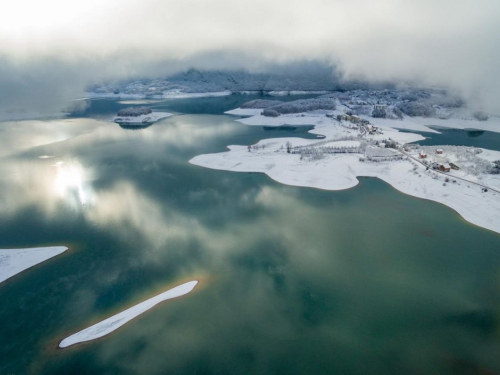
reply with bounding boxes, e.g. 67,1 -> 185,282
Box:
398,125 -> 500,151
1,97 -> 500,375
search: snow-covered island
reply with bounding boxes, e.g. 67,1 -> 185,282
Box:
59,280 -> 198,348
112,106 -> 172,125
0,246 -> 68,284
191,95 -> 500,234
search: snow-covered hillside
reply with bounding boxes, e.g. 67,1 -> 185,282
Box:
235,89 -> 494,124
86,68 -> 376,99
87,70 -> 492,123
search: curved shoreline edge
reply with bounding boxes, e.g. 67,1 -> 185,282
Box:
0,246 -> 68,284
190,110 -> 500,235
59,280 -> 198,348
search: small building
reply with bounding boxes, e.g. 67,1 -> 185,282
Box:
419,152 -> 427,159
365,147 -> 402,161
439,163 -> 451,172
449,162 -> 460,170
436,149 -> 444,154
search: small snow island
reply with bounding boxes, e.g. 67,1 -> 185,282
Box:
112,106 -> 172,126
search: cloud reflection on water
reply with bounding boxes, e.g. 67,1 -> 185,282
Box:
2,112 -> 500,375
0,118 -> 101,157
0,115 -> 238,217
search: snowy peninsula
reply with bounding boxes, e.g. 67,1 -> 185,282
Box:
59,280 -> 198,348
0,246 -> 68,284
112,106 -> 172,125
190,96 -> 500,234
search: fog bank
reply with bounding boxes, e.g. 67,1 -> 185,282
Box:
0,0 -> 499,116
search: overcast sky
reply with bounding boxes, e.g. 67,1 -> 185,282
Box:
0,0 -> 499,115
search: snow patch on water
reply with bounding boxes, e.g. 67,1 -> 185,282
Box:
0,246 -> 68,284
59,280 -> 198,348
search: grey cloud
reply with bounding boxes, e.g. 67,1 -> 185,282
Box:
0,0 -> 499,115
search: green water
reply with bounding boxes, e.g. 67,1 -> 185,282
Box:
1,98 -> 500,375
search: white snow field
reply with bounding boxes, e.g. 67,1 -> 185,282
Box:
226,107 -> 500,135
0,246 -> 68,284
59,280 -> 199,348
112,112 -> 173,125
191,108 -> 500,235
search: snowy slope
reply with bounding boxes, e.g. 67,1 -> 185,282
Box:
0,246 -> 68,284
86,67 -> 374,98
